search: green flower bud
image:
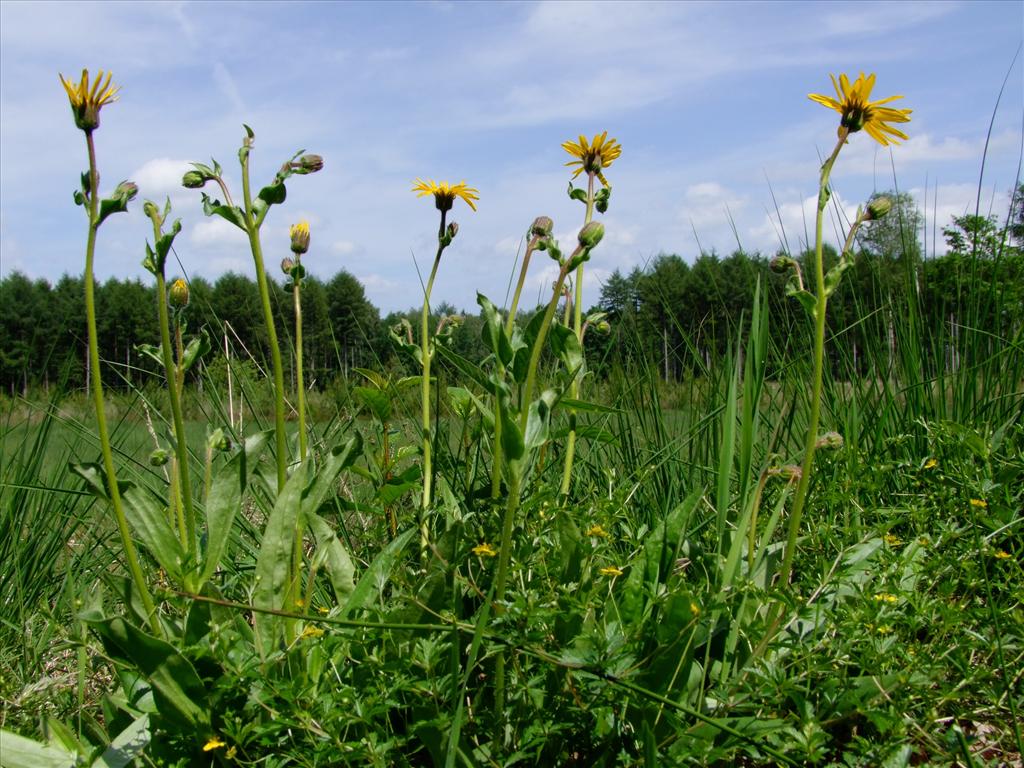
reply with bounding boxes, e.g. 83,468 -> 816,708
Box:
531,216 -> 553,237
182,170 -> 206,189
281,257 -> 295,275
143,200 -> 161,221
114,181 -> 138,202
149,448 -> 170,467
447,221 -> 459,240
293,154 -> 324,174
815,431 -> 844,450
578,221 -> 605,249
207,428 -> 231,452
168,278 -> 190,309
770,255 -> 796,274
866,196 -> 892,221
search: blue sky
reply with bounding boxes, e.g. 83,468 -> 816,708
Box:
1,0 -> 1021,313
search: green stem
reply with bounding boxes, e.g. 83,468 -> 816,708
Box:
153,263 -> 197,575
519,266 -> 570,430
777,133 -> 846,589
506,236 -> 539,337
560,173 -> 596,496
294,271 -> 307,463
241,155 -> 288,494
82,132 -> 161,636
420,211 -> 446,549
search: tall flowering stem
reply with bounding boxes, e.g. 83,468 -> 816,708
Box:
240,147 -> 289,493
420,211 -> 446,537
149,228 -> 197,572
65,70 -> 160,634
561,172 -> 596,496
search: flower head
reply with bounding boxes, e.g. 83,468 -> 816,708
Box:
994,549 -> 1012,560
884,533 -> 903,547
970,498 -> 987,509
203,737 -> 227,752
168,278 -> 190,309
300,625 -> 325,639
585,524 -> 609,538
59,69 -> 120,132
472,543 -> 498,557
808,72 -> 911,146
923,458 -> 937,470
290,220 -> 310,254
562,131 -> 622,187
598,566 -> 624,577
412,179 -> 479,212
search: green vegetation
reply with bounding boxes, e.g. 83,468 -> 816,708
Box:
0,71 -> 1021,767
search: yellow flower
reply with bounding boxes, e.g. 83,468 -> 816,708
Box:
562,131 -> 622,187
59,69 -> 120,132
300,625 -> 325,639
598,566 -> 624,577
808,72 -> 911,146
872,593 -> 898,604
994,550 -> 1011,560
472,543 -> 498,557
923,458 -> 937,469
884,533 -> 902,547
203,737 -> 227,752
412,179 -> 479,212
970,498 -> 987,508
290,220 -> 310,255
585,524 -> 609,538
875,624 -> 892,635
317,606 -> 330,615
226,745 -> 238,759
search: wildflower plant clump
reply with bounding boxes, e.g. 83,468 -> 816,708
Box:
3,61 -> 1022,767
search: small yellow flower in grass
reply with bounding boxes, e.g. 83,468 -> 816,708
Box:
203,737 -> 227,752
923,458 -> 937,470
412,179 -> 479,212
290,220 -> 310,255
59,69 -> 120,132
472,543 -> 498,557
599,566 -> 624,577
873,593 -> 898,604
808,72 -> 911,146
690,601 -> 700,615
876,624 -> 893,635
300,625 -> 325,639
970,498 -> 987,509
585,524 -> 609,538
994,550 -> 1012,560
317,606 -> 330,615
884,533 -> 902,547
562,131 -> 622,187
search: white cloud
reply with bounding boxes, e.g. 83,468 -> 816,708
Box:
332,239 -> 357,255
191,217 -> 247,247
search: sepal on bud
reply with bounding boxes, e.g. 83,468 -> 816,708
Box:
578,221 -> 605,249
866,196 -> 892,221
96,181 -> 137,226
168,278 -> 190,309
530,216 -> 553,237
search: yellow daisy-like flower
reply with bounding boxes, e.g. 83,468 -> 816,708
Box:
808,72 -> 911,146
923,458 -> 937,470
412,179 -> 479,212
884,533 -> 902,547
472,543 -> 498,557
969,498 -> 987,508
585,524 -> 609,538
994,550 -> 1011,560
562,131 -> 622,188
598,566 -> 624,577
203,737 -> 227,752
59,69 -> 120,132
300,625 -> 325,639
872,593 -> 898,604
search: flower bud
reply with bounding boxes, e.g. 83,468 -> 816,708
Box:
114,181 -> 138,202
815,431 -> 844,450
290,220 -> 310,254
281,256 -> 295,275
447,221 -> 459,240
207,428 -> 231,452
149,448 -> 170,467
182,170 -> 207,189
866,196 -> 892,221
578,221 -> 605,249
143,200 -> 161,221
595,320 -> 611,334
531,216 -> 553,237
295,154 -> 324,174
168,278 -> 190,309
768,464 -> 802,483
770,255 -> 796,274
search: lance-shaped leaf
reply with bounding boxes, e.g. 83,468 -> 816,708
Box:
180,329 -> 212,375
198,431 -> 268,588
69,461 -> 130,502
97,181 -> 138,227
0,729 -> 76,768
306,512 -> 356,603
121,483 -> 187,585
549,322 -> 584,379
142,218 -> 182,276
200,192 -> 247,231
81,614 -> 209,730
524,390 -> 557,452
823,251 -> 855,298
338,528 -> 415,619
785,281 -> 818,318
435,344 -> 492,393
477,293 -> 513,366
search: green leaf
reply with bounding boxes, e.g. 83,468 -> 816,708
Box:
180,329 -> 211,375
339,528 -> 415,619
0,728 -> 75,768
477,293 -> 513,366
823,252 -> 854,297
81,615 -> 209,730
121,484 -> 186,585
258,182 -> 287,206
198,431 -> 268,588
785,283 -> 817,318
252,462 -> 308,655
500,403 -> 524,461
69,462 -> 128,502
354,386 -> 392,422
306,512 -> 356,603
200,193 -> 246,231
559,398 -> 623,415
91,714 -> 150,768
435,344 -> 492,393
134,343 -> 164,368
549,322 -> 584,377
524,390 -> 556,452
303,434 -> 363,516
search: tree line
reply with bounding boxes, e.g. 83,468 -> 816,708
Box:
2,189 -> 1022,396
